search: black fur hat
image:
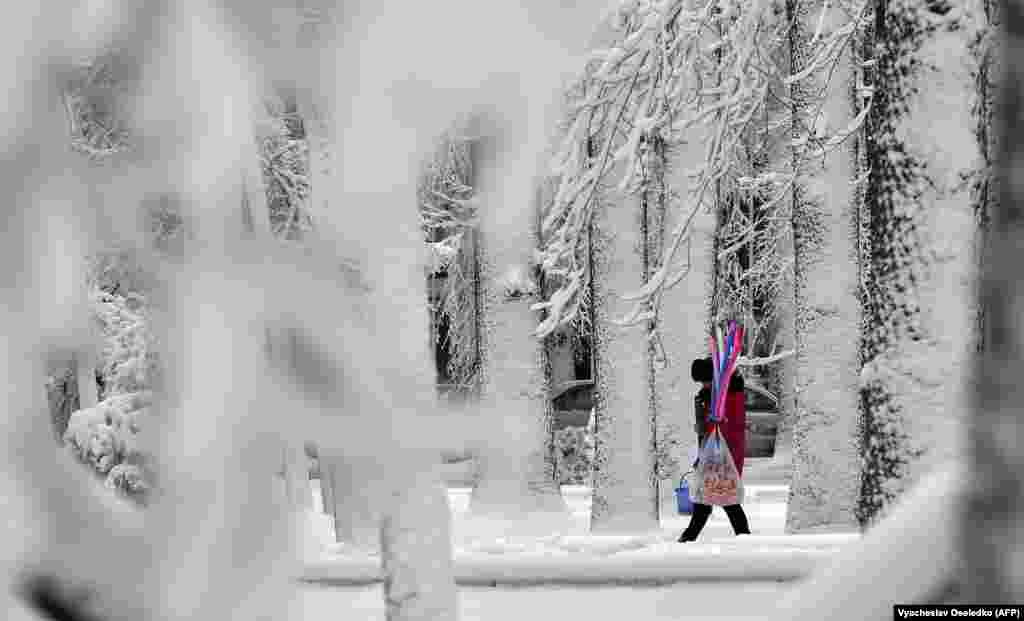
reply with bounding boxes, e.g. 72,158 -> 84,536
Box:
691,357 -> 713,382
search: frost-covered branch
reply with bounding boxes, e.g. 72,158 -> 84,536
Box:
259,100 -> 312,240
737,348 -> 794,367
63,55 -> 131,159
534,0 -> 871,346
418,129 -> 479,389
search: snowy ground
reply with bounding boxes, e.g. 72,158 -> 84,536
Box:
296,581 -> 791,621
303,453 -> 858,587
303,483 -> 852,585
297,453 -> 862,619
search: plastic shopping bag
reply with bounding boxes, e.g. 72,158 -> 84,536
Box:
689,426 -> 744,506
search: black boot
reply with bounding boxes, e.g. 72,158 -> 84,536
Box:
677,503 -> 712,542
724,504 -> 751,536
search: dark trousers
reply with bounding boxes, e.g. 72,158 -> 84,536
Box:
678,503 -> 750,541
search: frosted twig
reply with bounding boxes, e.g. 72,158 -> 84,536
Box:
737,348 -> 794,367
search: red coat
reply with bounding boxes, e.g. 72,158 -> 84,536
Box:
695,389 -> 746,476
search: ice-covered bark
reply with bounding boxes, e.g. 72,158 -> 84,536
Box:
460,8 -> 598,520
895,7 -> 977,476
470,234 -> 567,517
381,465 -> 457,621
267,1 -> 372,534
467,110 -> 568,520
588,180 -> 660,533
246,101 -> 314,517
774,190 -> 798,458
75,347 -> 99,409
293,96 -> 337,518
323,455 -> 383,546
279,441 -> 311,512
357,244 -> 457,620
651,143 -> 710,512
969,0 -> 997,353
785,0 -> 862,533
961,0 -> 1024,603
637,138 -> 702,513
140,5 -> 309,617
320,2 -> 465,615
45,358 -> 79,440
241,132 -> 272,237
855,0 -> 975,526
654,171 -> 716,502
762,2 -> 799,454
281,3 -> 339,519
296,98 -> 331,227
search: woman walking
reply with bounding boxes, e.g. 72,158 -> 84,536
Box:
678,356 -> 751,542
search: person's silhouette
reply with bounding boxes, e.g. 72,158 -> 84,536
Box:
678,357 -> 751,542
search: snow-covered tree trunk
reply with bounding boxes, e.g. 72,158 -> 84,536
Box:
45,358 -> 78,440
895,3 -> 977,477
113,4 -> 303,618
641,138 -> 692,516
319,455 -> 336,517
241,110 -> 272,237
274,0 -> 349,524
774,189 -> 798,459
244,106 -> 315,515
366,270 -> 457,621
232,88 -> 313,517
470,224 -> 566,518
288,3 -> 338,518
855,0 -> 975,527
75,347 -> 99,409
381,465 -> 457,621
785,0 -> 862,533
318,2 -> 458,615
969,0 -> 998,354
300,101 -> 336,519
654,166 -> 716,510
468,110 -> 567,521
536,177 -> 576,487
326,455 -> 383,547
589,172 -> 660,533
297,97 -> 331,228
961,0 -> 1024,602
294,130 -> 380,539
280,442 -> 311,511
766,1 -> 798,456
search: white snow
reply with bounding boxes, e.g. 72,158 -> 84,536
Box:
770,461 -> 962,621
297,581 -> 790,621
296,462 -> 962,621
303,479 -> 857,586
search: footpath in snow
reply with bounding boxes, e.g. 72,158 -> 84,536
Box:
302,456 -> 861,586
